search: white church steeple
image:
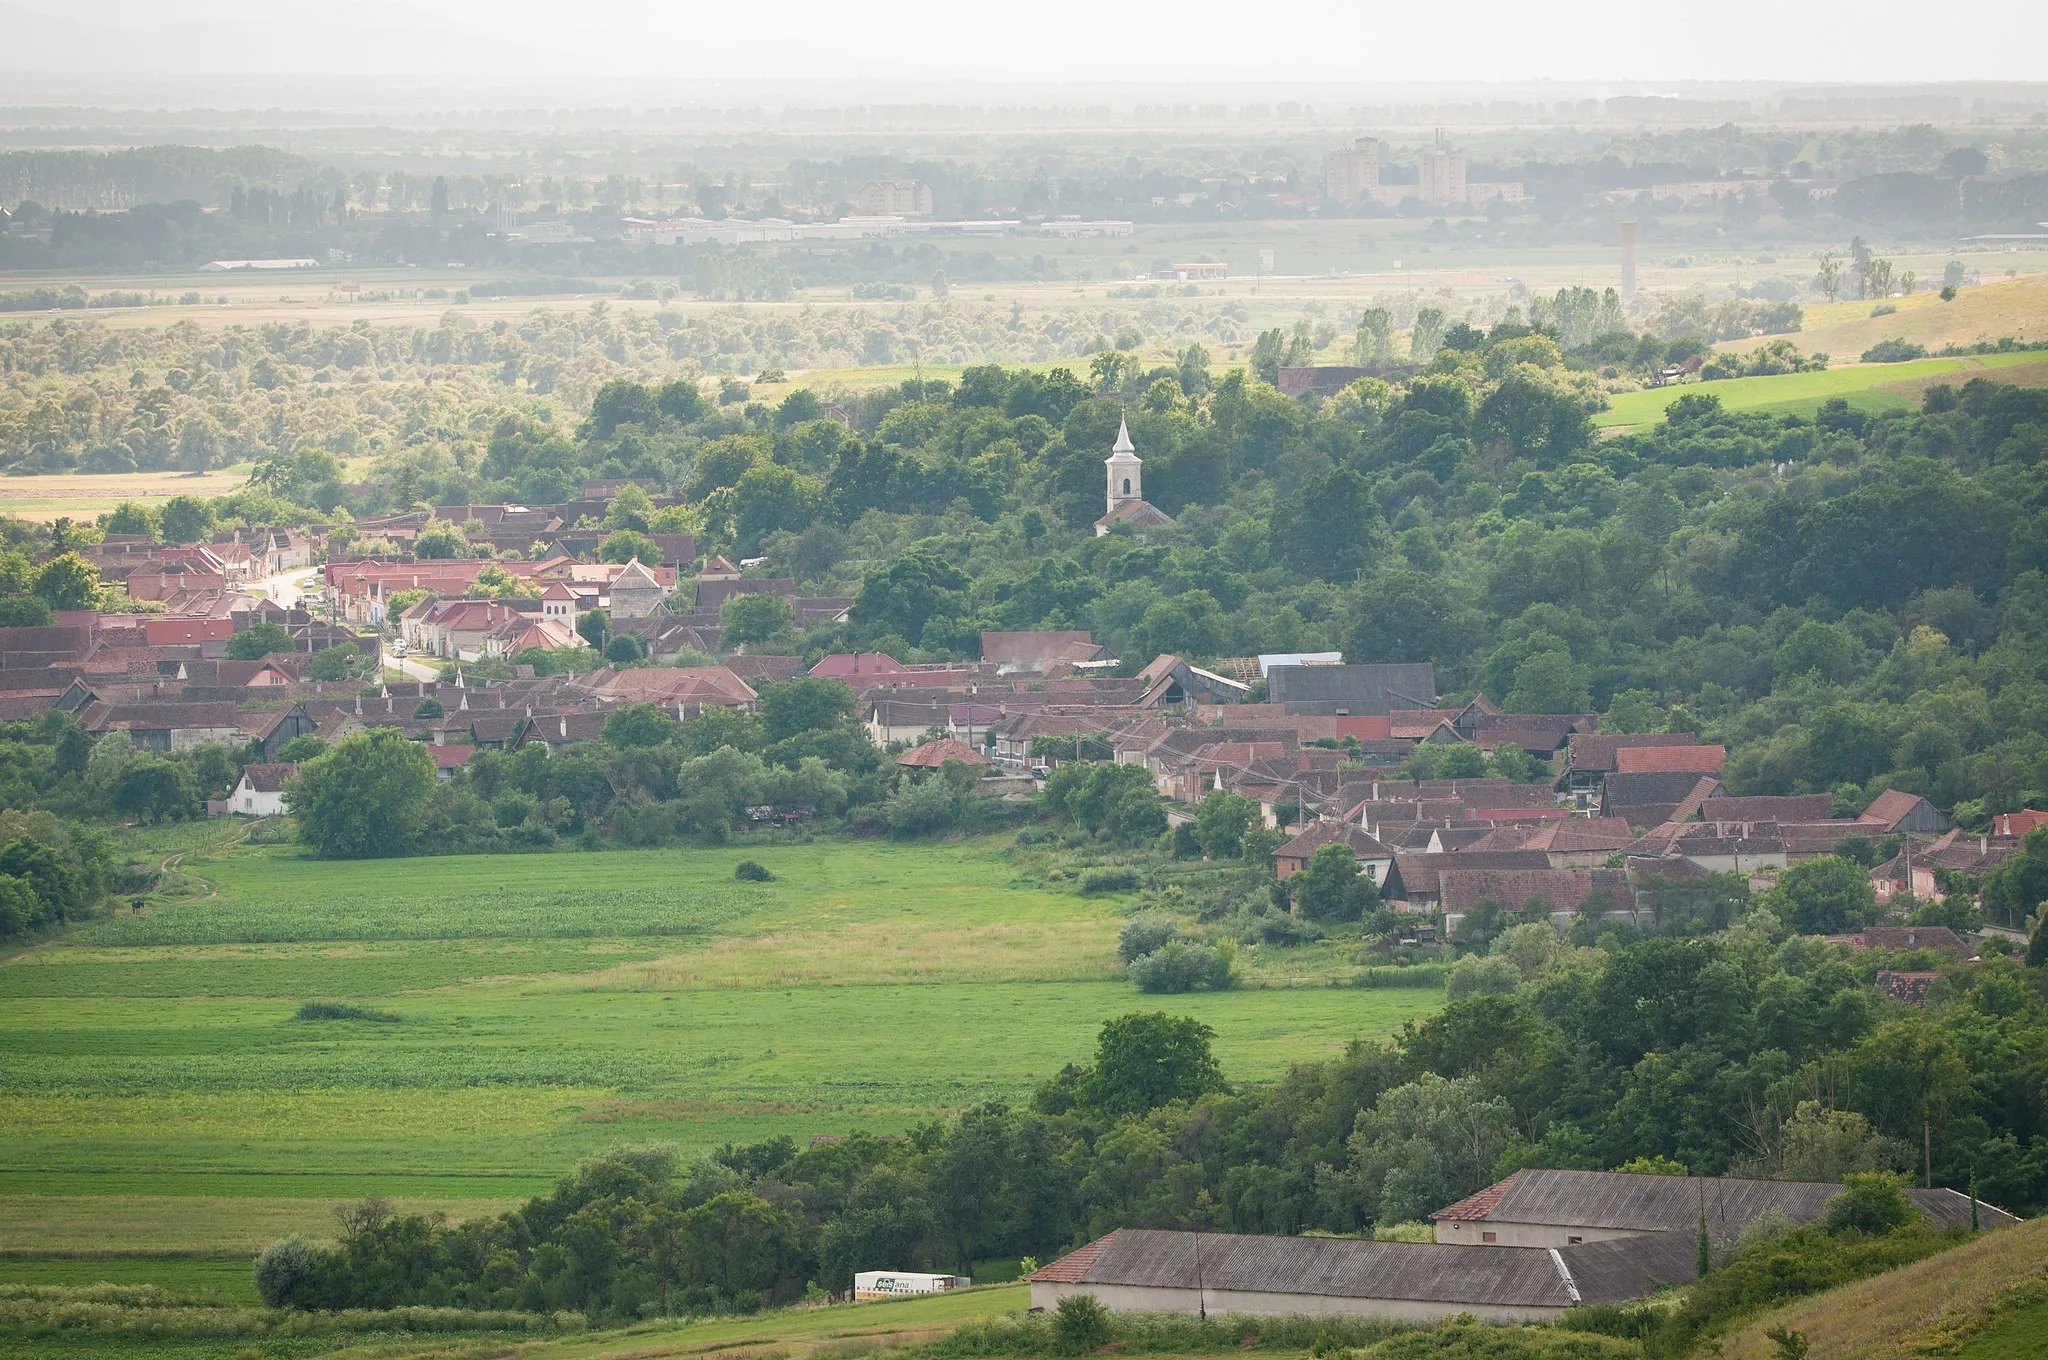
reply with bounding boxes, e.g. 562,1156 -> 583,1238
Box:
1105,417 -> 1142,515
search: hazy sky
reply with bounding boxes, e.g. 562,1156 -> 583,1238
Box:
6,0 -> 2048,85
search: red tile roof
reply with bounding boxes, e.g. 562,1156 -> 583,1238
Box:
1613,744 -> 1726,774
898,738 -> 992,769
1566,732 -> 1700,773
1465,806 -> 1569,822
1431,1173 -> 1520,1222
1859,789 -> 1933,828
1028,1230 -> 1120,1283
1438,867 -> 1600,915
808,652 -> 909,679
1993,809 -> 2048,837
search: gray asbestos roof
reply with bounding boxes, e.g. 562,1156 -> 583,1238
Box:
1439,1168 -> 2012,1238
1267,663 -> 1437,715
1034,1227 -> 1690,1309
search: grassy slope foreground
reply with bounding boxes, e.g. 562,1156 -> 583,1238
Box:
0,836 -> 1441,1261
1719,1217 -> 2048,1360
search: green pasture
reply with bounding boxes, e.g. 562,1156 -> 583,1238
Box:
0,1279 -> 1032,1360
1595,351 -> 2044,429
524,1283 -> 1030,1360
0,1257 -> 256,1305
0,837 -> 1442,1266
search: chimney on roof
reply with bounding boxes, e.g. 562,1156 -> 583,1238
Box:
559,715 -> 568,738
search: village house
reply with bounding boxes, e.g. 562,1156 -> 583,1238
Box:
401,599 -> 532,661
222,763 -> 295,817
1990,808 -> 2047,837
1273,821 -> 1397,886
1859,789 -> 1952,836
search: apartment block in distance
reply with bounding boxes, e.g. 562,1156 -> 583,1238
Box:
1324,137 -> 1381,204
853,179 -> 934,216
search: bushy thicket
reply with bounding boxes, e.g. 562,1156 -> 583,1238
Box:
0,802 -> 118,942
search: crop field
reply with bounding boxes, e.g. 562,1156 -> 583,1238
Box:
1751,270 -> 2048,362
0,470 -> 252,523
1595,349 -> 2048,429
0,837 -> 1442,1269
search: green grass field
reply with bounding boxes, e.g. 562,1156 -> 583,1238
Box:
0,1257 -> 256,1305
519,1283 -> 1030,1360
1595,350 -> 2047,429
0,837 -> 1441,1270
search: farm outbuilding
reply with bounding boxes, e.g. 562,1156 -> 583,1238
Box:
1026,1226 -> 1692,1325
1030,1171 -> 2017,1324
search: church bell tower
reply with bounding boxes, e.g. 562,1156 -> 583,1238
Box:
1105,417 -> 1142,515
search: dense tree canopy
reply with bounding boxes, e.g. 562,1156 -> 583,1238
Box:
287,728 -> 436,859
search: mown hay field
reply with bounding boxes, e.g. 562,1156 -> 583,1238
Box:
1595,348 -> 2047,429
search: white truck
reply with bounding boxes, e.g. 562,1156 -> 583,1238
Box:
852,1271 -> 971,1300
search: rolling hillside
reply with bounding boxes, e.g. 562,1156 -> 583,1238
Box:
1718,1217 -> 2048,1360
1722,272 -> 2048,360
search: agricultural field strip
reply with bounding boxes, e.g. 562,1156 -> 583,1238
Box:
0,840 -> 1444,1244
510,1283 -> 1032,1360
1597,350 -> 2045,427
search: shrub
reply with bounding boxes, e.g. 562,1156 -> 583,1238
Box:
1234,904 -> 1321,947
295,1001 -> 401,1023
1117,911 -> 1178,962
1356,963 -> 1453,989
1051,1293 -> 1111,1354
1823,1172 -> 1915,1236
1080,866 -> 1142,895
1358,1320 -> 1642,1358
1445,953 -> 1521,1001
733,860 -> 775,882
1130,938 -> 1237,993
253,1236 -> 324,1308
1370,1221 -> 1436,1242
882,775 -> 960,837
1861,337 -> 1927,363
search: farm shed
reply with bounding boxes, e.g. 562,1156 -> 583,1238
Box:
1032,1172 -> 2018,1325
1430,1168 -> 2012,1249
1027,1226 -> 1692,1324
